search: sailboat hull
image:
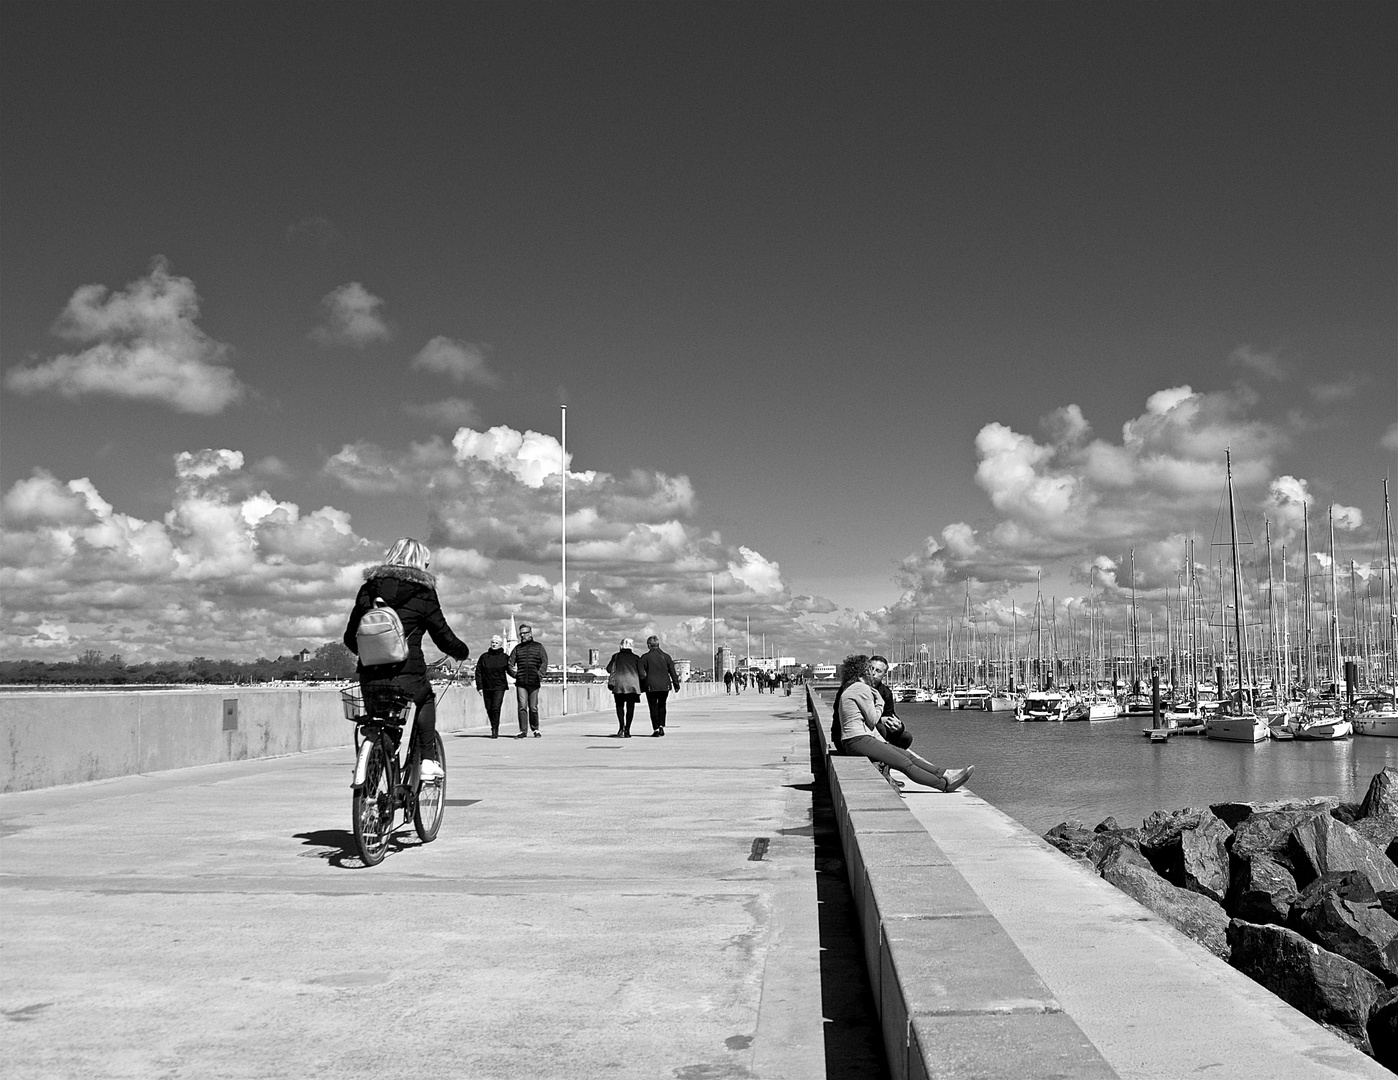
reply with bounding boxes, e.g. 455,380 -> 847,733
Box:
1205,717 -> 1269,743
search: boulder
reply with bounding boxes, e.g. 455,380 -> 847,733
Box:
1227,919 -> 1384,1052
1138,807 -> 1231,902
1331,802 -> 1364,827
1289,871 -> 1398,985
1100,844 -> 1230,959
1227,853 -> 1299,924
1368,995 -> 1398,1072
1288,813 -> 1398,891
1086,828 -> 1141,871
1043,820 -> 1096,863
1213,796 -> 1341,831
1228,808 -> 1325,870
1361,768 -> 1398,821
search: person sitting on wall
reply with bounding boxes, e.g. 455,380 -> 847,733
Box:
834,654 -> 973,792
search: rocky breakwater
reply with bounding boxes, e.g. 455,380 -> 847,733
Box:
1044,766 -> 1398,1069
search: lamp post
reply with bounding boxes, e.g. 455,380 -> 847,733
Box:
560,405 -> 567,714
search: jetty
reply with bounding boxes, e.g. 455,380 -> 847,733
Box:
0,684 -> 1386,1078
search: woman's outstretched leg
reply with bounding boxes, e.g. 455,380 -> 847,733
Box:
845,736 -> 973,791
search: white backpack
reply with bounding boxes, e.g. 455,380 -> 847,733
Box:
356,597 -> 407,666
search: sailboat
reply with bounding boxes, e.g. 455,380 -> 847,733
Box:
1354,480 -> 1398,736
1205,449 -> 1270,743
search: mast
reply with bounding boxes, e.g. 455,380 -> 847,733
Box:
1265,519 -> 1277,690
1329,505 -> 1341,692
1225,449 -> 1250,702
1130,549 -> 1140,689
1280,542 -> 1290,699
1303,506 -> 1314,688
1386,479 -> 1396,688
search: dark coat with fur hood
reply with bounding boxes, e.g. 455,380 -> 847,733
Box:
343,564 -> 471,677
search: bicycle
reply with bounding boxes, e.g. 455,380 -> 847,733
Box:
340,659 -> 464,866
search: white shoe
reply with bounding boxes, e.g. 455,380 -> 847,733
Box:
420,760 -> 444,782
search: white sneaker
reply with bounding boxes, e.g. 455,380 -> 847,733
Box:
420,760 -> 444,782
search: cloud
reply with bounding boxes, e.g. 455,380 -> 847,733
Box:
1,453 -> 378,660
410,336 -> 499,387
403,397 -> 482,428
309,283 -> 391,346
3,259 -> 245,414
1309,374 -> 1361,404
1228,345 -> 1286,380
1383,423 -> 1398,454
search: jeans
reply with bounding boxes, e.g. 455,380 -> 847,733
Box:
613,692 -> 639,732
843,735 -> 947,789
481,688 -> 506,733
516,685 -> 541,733
362,671 -> 438,762
645,690 -> 670,730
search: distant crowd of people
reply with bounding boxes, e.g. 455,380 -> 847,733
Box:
722,669 -> 793,695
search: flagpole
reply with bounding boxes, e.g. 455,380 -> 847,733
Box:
710,573 -> 715,679
561,405 -> 567,715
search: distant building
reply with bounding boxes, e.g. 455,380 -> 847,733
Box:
812,663 -> 838,682
588,648 -> 601,667
714,645 -> 735,680
675,658 -> 692,682
744,655 -> 796,673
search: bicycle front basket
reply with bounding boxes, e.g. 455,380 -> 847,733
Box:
340,686 -> 368,721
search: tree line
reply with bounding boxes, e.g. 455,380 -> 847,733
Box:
0,643 -> 358,685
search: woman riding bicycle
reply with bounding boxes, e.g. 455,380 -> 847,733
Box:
343,538 -> 471,781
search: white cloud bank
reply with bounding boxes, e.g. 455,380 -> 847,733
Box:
3,259 -> 245,414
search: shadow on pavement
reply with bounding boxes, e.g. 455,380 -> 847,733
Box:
798,717 -> 891,1080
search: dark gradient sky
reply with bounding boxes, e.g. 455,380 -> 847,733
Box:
1,3 -> 1394,660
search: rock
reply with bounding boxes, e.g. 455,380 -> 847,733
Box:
1086,829 -> 1140,871
1228,808 -> 1325,870
1213,796 -> 1341,831
1043,820 -> 1095,863
1331,802 -> 1364,827
1227,919 -> 1384,1051
1100,844 -> 1231,959
1227,853 -> 1299,924
1369,995 -> 1398,1072
1289,871 -> 1398,984
1361,767 -> 1398,821
1139,807 -> 1231,902
1353,815 -> 1398,857
1288,813 -> 1398,891
1095,816 -> 1125,833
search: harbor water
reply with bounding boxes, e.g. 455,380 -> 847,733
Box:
899,703 -> 1398,835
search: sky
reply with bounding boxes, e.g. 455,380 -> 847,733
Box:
2,3 -> 1395,668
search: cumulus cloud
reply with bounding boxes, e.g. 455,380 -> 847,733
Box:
1383,423 -> 1398,453
309,282 -> 391,346
3,259 -> 245,414
403,397 -> 482,428
1309,374 -> 1362,404
410,336 -> 499,387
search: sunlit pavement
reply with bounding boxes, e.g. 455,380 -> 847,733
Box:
0,692 -> 825,1080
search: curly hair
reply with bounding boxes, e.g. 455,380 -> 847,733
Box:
838,654 -> 871,687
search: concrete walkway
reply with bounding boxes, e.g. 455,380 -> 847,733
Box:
0,692 -> 826,1080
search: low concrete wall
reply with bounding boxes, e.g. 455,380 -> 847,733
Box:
0,681 -> 718,793
806,685 -> 1113,1080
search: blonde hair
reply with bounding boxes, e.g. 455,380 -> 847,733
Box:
384,537 -> 431,570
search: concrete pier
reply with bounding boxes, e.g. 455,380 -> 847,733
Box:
2,685 -> 1391,1078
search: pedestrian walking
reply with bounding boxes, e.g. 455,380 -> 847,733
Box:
723,670 -> 733,694
507,623 -> 549,737
474,634 -> 510,737
640,635 -> 681,737
606,638 -> 644,737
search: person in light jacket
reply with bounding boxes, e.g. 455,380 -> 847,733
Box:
474,635 -> 510,738
639,635 -> 681,737
835,654 -> 974,792
606,639 -> 645,738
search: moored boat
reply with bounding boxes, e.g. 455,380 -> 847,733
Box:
1353,694 -> 1398,738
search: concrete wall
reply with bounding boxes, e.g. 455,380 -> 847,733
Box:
0,681 -> 718,793
805,686 -> 1113,1080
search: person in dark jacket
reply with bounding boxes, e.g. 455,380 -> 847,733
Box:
507,623 -> 549,738
640,635 -> 682,736
606,639 -> 645,737
343,537 -> 470,780
474,634 -> 511,738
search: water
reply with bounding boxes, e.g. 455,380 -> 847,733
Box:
899,703 -> 1398,835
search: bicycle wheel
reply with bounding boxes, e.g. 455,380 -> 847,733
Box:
413,733 -> 446,842
353,737 -> 393,866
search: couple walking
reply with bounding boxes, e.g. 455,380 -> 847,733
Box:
472,623 -> 548,739
606,636 -> 681,738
